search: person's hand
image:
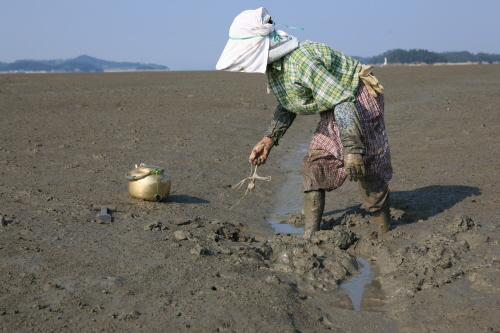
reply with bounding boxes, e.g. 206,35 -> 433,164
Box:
249,137 -> 274,165
344,153 -> 365,181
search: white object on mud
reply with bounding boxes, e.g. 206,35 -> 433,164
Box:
220,164 -> 271,208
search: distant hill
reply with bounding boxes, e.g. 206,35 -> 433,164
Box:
0,55 -> 169,73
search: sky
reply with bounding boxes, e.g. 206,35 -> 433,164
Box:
1,0 -> 499,71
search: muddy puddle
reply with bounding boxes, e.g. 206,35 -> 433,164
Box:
266,143 -> 306,235
266,173 -> 304,235
267,144 -> 386,312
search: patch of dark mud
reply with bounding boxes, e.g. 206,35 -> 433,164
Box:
260,230 -> 359,292
157,217 -> 364,298
143,218 -> 258,257
267,192 -> 486,311
350,213 -> 496,300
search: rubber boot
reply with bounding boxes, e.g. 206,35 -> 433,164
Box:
372,205 -> 390,236
302,190 -> 325,239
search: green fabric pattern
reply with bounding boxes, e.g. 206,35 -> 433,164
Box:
267,41 -> 362,115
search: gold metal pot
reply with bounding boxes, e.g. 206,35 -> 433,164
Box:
125,164 -> 171,202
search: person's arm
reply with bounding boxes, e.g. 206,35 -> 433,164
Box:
334,102 -> 364,155
334,102 -> 366,181
263,104 -> 297,146
249,104 -> 296,165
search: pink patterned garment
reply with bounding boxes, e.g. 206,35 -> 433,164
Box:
307,82 -> 392,189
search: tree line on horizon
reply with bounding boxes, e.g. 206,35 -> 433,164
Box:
360,49 -> 500,65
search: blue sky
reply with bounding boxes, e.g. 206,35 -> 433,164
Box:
1,0 -> 499,70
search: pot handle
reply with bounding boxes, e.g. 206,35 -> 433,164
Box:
125,168 -> 163,181
125,173 -> 150,181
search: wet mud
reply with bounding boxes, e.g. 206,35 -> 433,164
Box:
1,65 -> 500,332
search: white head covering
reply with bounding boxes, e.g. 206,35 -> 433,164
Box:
216,7 -> 274,74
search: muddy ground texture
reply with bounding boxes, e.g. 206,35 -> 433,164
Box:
1,65 -> 500,332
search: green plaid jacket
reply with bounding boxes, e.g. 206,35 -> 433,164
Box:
267,41 -> 362,115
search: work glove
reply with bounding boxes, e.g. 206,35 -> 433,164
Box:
359,65 -> 384,98
344,153 -> 365,182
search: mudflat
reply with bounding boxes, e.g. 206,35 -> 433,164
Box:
1,65 -> 499,332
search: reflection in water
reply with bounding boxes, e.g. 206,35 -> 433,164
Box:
359,278 -> 386,312
339,257 -> 385,312
267,218 -> 303,235
341,257 -> 373,310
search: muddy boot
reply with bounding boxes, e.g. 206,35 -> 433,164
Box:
302,190 -> 325,239
373,205 -> 390,236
